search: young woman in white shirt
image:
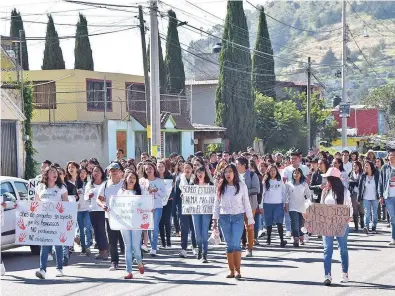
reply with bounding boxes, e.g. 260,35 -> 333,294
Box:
261,165 -> 287,247
212,164 -> 254,279
358,161 -> 380,234
286,168 -> 311,247
116,171 -> 145,279
348,161 -> 364,232
34,165 -> 69,279
76,167 -> 92,256
319,167 -> 353,286
86,165 -> 109,260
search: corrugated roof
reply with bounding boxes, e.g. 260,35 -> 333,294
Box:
192,123 -> 226,131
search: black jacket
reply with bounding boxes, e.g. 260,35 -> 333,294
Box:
309,171 -> 323,200
357,171 -> 380,202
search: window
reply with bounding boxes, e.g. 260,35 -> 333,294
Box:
0,182 -> 17,202
126,83 -> 145,112
14,182 -> 28,200
33,81 -> 56,109
86,79 -> 112,111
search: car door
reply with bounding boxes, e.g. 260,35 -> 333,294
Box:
0,181 -> 17,246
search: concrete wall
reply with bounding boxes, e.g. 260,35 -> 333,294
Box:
32,122 -> 106,168
185,84 -> 217,125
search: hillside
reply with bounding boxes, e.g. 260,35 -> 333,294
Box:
186,0 -> 395,104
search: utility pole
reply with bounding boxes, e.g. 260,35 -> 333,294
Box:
341,0 -> 348,149
149,0 -> 161,158
306,57 -> 311,151
138,5 -> 151,154
19,30 -> 24,114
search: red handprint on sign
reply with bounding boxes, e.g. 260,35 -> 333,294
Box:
30,201 -> 39,213
66,220 -> 73,231
18,233 -> 27,242
56,202 -> 64,214
17,218 -> 26,230
140,223 -> 150,229
59,233 -> 67,243
142,213 -> 148,221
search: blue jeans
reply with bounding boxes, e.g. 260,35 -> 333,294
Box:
149,208 -> 163,251
121,230 -> 142,273
40,245 -> 63,271
285,211 -> 291,232
323,226 -> 349,275
219,213 -> 244,253
385,197 -> 395,240
254,212 -> 261,238
192,214 -> 211,255
289,211 -> 305,238
77,211 -> 92,249
363,199 -> 379,229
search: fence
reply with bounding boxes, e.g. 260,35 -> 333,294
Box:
31,88 -> 191,124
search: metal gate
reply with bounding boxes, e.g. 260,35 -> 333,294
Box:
1,120 -> 18,177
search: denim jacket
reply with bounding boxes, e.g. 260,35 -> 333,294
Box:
378,164 -> 394,199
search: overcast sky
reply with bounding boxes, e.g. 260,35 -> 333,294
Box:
1,0 -> 264,76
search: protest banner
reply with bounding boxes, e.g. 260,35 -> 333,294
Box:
15,201 -> 78,246
304,203 -> 351,237
162,179 -> 173,206
27,179 -> 41,200
180,185 -> 216,215
108,195 -> 154,230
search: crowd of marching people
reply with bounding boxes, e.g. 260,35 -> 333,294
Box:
23,146 -> 395,285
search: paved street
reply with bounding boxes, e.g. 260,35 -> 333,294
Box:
1,222 -> 394,296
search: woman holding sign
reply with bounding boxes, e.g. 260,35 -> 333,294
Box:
34,165 -> 69,279
117,171 -> 145,279
320,167 -> 353,286
213,164 -> 254,279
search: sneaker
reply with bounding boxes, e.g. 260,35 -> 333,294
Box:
85,249 -> 91,256
202,255 -> 208,263
285,231 -> 292,238
138,264 -> 145,274
56,269 -> 64,277
246,249 -> 253,257
74,236 -> 81,246
363,227 -> 369,235
124,273 -> 133,279
371,226 -> 377,233
389,239 -> 395,246
109,262 -> 118,271
192,248 -> 198,256
141,245 -> 149,253
341,272 -> 349,283
48,253 -> 54,261
293,238 -> 299,247
258,230 -> 266,238
324,274 -> 332,286
304,234 -> 309,243
35,269 -> 46,280
150,249 -> 157,257
280,240 -> 287,248
179,249 -> 187,258
159,245 -> 166,250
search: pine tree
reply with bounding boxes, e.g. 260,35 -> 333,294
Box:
10,8 -> 29,70
147,32 -> 167,92
216,1 -> 254,152
74,13 -> 94,70
42,14 -> 65,70
164,10 -> 185,95
252,6 -> 276,98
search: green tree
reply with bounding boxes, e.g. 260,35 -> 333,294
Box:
165,10 -> 185,95
321,48 -> 338,66
23,84 -> 37,179
10,8 -> 29,70
74,13 -> 94,70
42,14 -> 65,70
254,93 -> 276,149
216,1 -> 254,152
320,119 -> 340,145
147,32 -> 167,93
252,6 -> 276,98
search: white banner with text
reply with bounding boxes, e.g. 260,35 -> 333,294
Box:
180,185 -> 216,215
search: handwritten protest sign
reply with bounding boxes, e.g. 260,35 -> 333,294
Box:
27,179 -> 41,200
108,195 -> 154,230
15,201 -> 77,246
180,185 -> 216,215
304,204 -> 351,237
162,180 -> 173,206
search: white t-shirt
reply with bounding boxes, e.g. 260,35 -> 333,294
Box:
36,183 -> 67,201
363,176 -> 376,201
389,166 -> 395,197
322,188 -> 353,217
98,180 -> 124,218
343,161 -> 353,176
282,165 -> 309,182
262,179 -> 285,205
85,182 -> 105,212
286,182 -> 311,213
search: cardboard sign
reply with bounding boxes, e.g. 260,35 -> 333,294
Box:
27,179 -> 41,200
15,201 -> 78,246
304,204 -> 350,237
180,185 -> 216,215
108,195 -> 154,230
162,180 -> 173,206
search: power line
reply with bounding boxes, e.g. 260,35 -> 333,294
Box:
1,17 -> 138,27
363,1 -> 395,36
0,7 -> 98,16
62,0 -> 141,9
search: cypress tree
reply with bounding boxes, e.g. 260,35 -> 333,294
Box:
10,8 -> 29,70
42,14 -> 65,70
215,1 -> 254,152
252,5 -> 276,98
147,32 -> 167,92
164,10 -> 185,95
74,13 -> 94,70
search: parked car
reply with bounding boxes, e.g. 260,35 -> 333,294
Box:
0,176 -> 40,255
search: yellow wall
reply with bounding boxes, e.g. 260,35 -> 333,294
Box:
4,69 -> 144,123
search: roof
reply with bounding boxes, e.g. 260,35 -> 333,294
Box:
129,111 -> 194,130
0,176 -> 27,183
186,79 -> 318,88
331,105 -> 378,111
192,123 -> 226,132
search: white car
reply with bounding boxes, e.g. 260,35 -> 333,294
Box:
0,176 -> 40,255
